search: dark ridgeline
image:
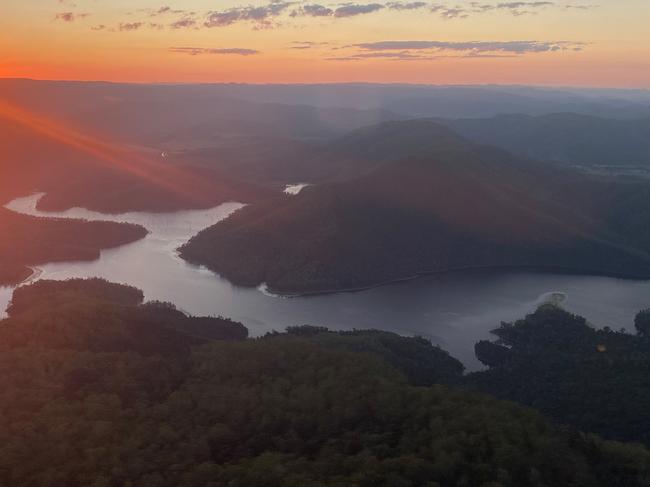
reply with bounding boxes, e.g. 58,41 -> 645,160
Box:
2,278 -> 650,486
179,120 -> 650,294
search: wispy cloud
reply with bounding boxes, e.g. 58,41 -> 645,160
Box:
77,1 -> 600,34
204,1 -> 294,28
54,12 -> 89,22
430,6 -> 468,18
470,1 -> 554,16
289,40 -> 331,49
170,18 -> 197,29
564,3 -> 599,10
118,22 -> 144,31
386,1 -> 428,10
334,3 -> 385,17
149,6 -> 188,16
352,39 -> 585,53
427,1 -> 597,19
291,4 -> 335,16
169,47 -> 260,56
326,38 -> 585,60
294,2 -> 419,18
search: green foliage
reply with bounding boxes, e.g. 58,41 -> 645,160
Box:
474,340 -> 510,367
8,278 -> 144,316
2,280 -> 650,486
0,280 -> 247,355
467,305 -> 650,445
286,325 -> 331,336
635,309 -> 650,337
276,327 -> 464,386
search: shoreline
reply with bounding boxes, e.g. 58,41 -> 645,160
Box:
260,264 -> 650,298
0,266 -> 43,294
21,267 -> 43,285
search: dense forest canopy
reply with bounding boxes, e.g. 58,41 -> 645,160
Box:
3,279 -> 650,486
466,305 -> 650,446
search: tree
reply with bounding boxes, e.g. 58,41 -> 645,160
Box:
475,340 -> 510,367
635,309 -> 650,337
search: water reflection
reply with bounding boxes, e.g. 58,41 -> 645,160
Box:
3,193 -> 650,370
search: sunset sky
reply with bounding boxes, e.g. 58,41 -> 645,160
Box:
2,0 -> 649,86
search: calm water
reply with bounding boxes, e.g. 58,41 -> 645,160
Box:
3,192 -> 650,370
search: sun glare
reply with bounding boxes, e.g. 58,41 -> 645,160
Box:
0,98 -> 218,204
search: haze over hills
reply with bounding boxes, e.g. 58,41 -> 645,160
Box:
0,79 -> 406,213
179,120 -> 650,294
0,79 -> 398,145
0,100 -> 273,213
382,86 -> 650,119
3,79 -> 650,121
437,113 -> 650,167
4,79 -> 650,214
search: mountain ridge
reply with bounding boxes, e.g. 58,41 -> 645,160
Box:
179,120 -> 650,294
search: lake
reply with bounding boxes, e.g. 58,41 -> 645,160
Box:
3,192 -> 650,370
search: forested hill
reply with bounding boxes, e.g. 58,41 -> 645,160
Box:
179,120 -> 650,294
3,278 -> 650,486
0,208 -> 146,287
467,304 -> 650,445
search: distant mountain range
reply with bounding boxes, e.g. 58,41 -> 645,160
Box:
179,120 -> 650,294
436,113 -> 650,167
4,79 -> 650,213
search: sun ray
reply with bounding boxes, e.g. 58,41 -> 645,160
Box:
0,98 -> 218,205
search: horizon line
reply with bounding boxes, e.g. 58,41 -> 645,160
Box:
1,77 -> 649,93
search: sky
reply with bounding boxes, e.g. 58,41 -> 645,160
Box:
1,0 -> 649,87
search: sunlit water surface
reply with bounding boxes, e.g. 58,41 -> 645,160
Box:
3,192 -> 650,370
